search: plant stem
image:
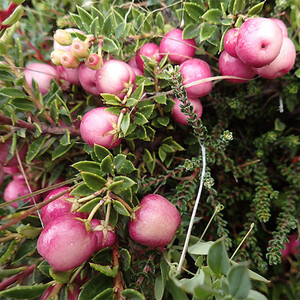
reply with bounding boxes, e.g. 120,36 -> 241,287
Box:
112,244 -> 124,300
87,200 -> 104,222
109,192 -> 134,214
230,223 -> 255,260
176,143 -> 206,275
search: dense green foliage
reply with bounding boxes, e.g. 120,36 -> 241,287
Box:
0,0 -> 299,299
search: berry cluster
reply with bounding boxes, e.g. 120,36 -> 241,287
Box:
219,17 -> 296,82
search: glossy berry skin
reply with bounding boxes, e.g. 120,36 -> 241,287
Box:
4,176 -> 41,208
78,64 -> 100,95
179,58 -> 213,98
224,28 -> 239,58
37,215 -> 97,271
128,56 -> 138,68
252,37 -> 296,79
91,219 -> 116,251
159,28 -> 196,64
136,43 -> 162,71
129,194 -> 181,248
0,139 -> 27,167
24,63 -> 58,95
172,97 -> 203,125
80,107 -> 122,149
60,52 -> 80,69
235,17 -> 283,68
270,18 -> 288,37
41,187 -> 87,227
219,50 -> 256,83
95,59 -> 136,99
57,65 -> 81,85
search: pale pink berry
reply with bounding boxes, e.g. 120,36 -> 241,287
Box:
159,28 -> 196,64
270,18 -> 288,37
179,58 -> 213,98
80,107 -> 122,149
219,50 -> 256,83
129,194 -> 181,247
224,28 -> 239,58
91,219 -> 116,251
136,43 -> 162,71
78,64 -> 100,95
60,52 -> 80,69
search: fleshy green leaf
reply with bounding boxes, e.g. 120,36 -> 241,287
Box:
2,5 -> 24,26
113,200 -> 130,216
182,23 -> 200,39
10,98 -> 35,110
70,183 -> 95,197
101,155 -> 114,174
248,1 -> 265,16
94,145 -> 112,161
184,3 -> 205,21
81,172 -> 107,191
26,136 -> 48,163
72,161 -> 103,175
51,140 -> 76,160
103,37 -> 119,53
134,112 -> 148,125
121,289 -> 146,300
200,23 -> 217,42
202,9 -> 222,24
89,263 -> 118,277
121,112 -> 130,135
188,241 -> 214,255
78,197 -> 102,212
49,268 -> 72,284
207,238 -> 230,276
0,284 -> 50,299
228,264 -> 251,299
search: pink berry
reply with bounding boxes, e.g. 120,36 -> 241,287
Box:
235,17 -> 283,68
219,50 -> 256,83
80,107 -> 122,149
136,43 -> 162,71
132,67 -> 144,76
0,139 -> 28,167
224,28 -> 239,58
0,165 -> 4,187
37,215 -> 97,271
53,28 -> 84,52
3,166 -> 20,175
24,63 -> 58,95
179,58 -> 213,98
60,52 -> 80,69
53,29 -> 72,46
91,219 -> 116,251
95,59 -> 136,99
270,18 -> 288,37
71,39 -> 90,59
281,234 -> 300,259
129,194 -> 181,248
159,28 -> 196,64
85,53 -> 102,70
172,97 -> 203,125
128,56 -> 138,68
4,176 -> 40,208
41,187 -> 87,227
57,65 -> 81,85
252,37 -> 296,79
78,63 -> 100,95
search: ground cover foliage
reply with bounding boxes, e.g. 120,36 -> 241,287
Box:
0,0 -> 299,299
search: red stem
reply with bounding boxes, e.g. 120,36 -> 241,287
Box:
0,264 -> 35,291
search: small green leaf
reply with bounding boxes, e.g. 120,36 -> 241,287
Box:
70,183 -> 94,197
118,160 -> 136,175
101,155 -> 114,174
121,289 -> 146,300
101,93 -> 121,105
49,268 -> 72,284
134,112 -> 148,125
0,70 -> 15,81
154,95 -> 167,105
14,239 -> 37,262
248,1 -> 265,16
246,290 -> 268,300
94,144 -> 112,161
2,5 -> 24,26
119,248 -> 131,271
0,284 -> 50,299
81,172 -> 107,191
228,264 -> 251,299
16,224 -> 42,239
113,154 -> 126,171
72,161 -> 102,176
182,23 -> 200,39
233,0 -> 246,14
131,82 -> 144,100
121,112 -> 130,135
93,288 -> 114,300
89,263 -> 118,277
113,200 -> 130,216
114,176 -> 136,190
207,237 -> 230,276
155,12 -> 164,31
155,276 -> 164,300
0,40 -> 8,55
76,5 -> 93,27
10,98 -> 35,111
188,241 -> 214,255
103,37 -> 119,53
158,147 -> 167,162
52,140 -> 76,160
26,136 -> 48,163
115,22 -> 126,39
184,3 -> 205,21
157,116 -> 169,126
78,273 -> 113,300
275,118 -> 286,131
139,104 -> 155,119
78,197 -> 102,212
200,23 -> 217,42
0,266 -> 27,278
202,9 -> 222,24
90,17 -> 99,37
59,130 -> 71,146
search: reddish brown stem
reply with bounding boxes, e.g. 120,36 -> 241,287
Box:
112,244 -> 124,300
0,114 -> 80,136
0,264 -> 35,291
